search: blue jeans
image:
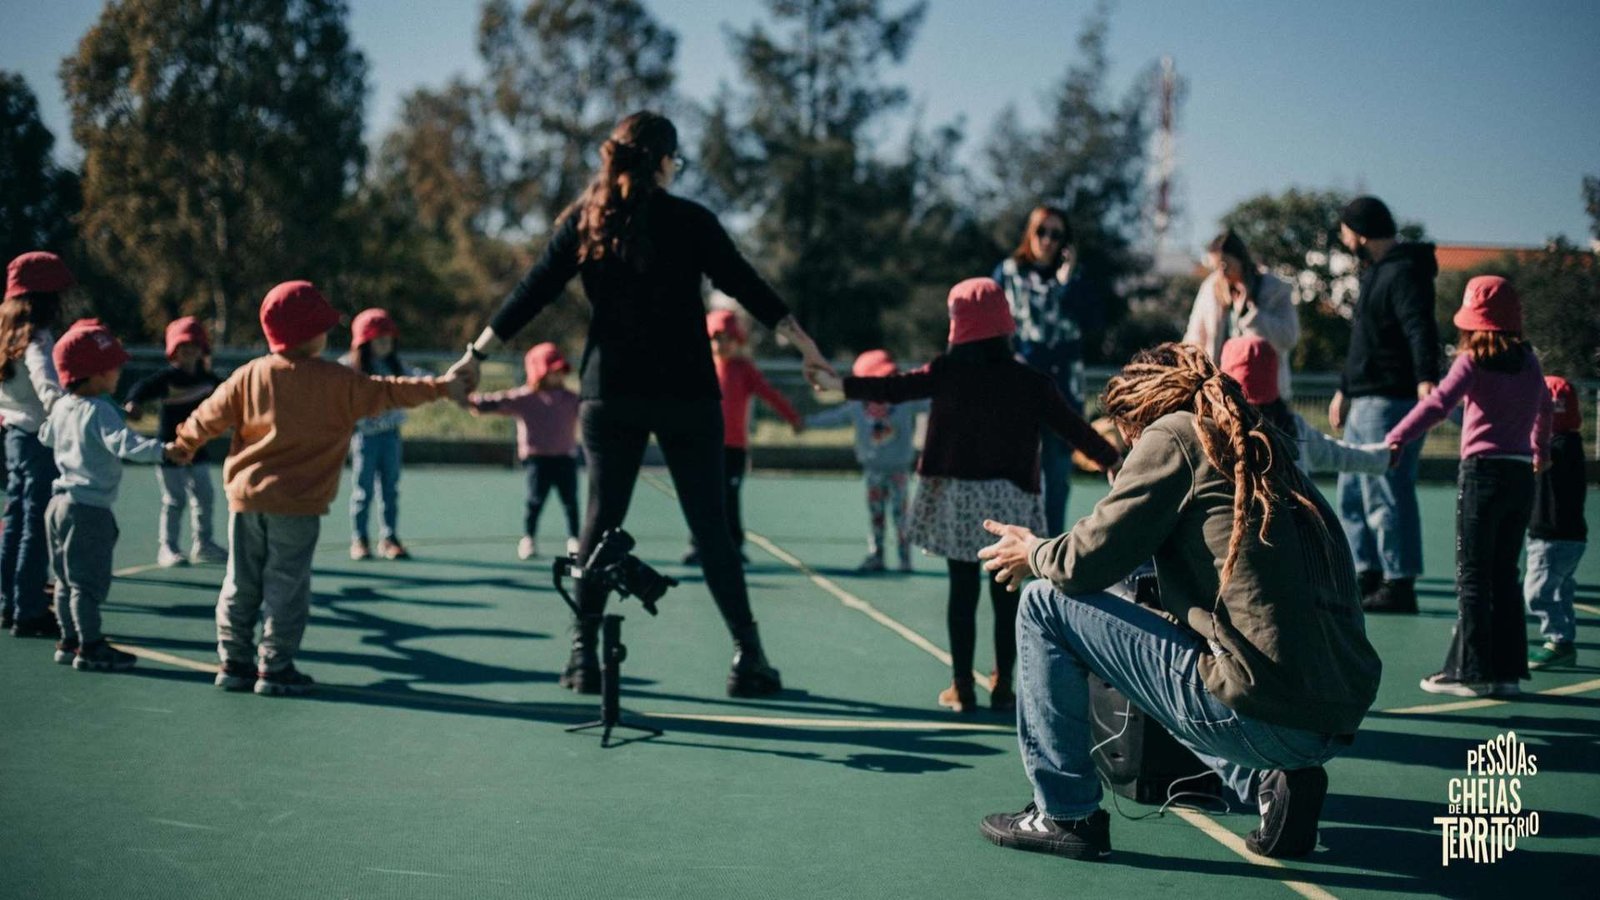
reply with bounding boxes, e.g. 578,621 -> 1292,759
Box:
1015,581 -> 1343,820
1337,395 -> 1424,580
349,429 -> 401,542
2,428 -> 59,622
1040,431 -> 1074,537
1524,538 -> 1585,645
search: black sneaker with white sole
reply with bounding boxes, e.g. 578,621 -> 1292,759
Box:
1246,766 -> 1327,858
980,804 -> 1111,861
254,664 -> 315,696
54,638 -> 80,665
215,660 -> 258,692
73,639 -> 136,672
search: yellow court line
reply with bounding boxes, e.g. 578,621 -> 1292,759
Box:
1576,602 -> 1600,618
1170,809 -> 1340,900
1379,676 -> 1600,716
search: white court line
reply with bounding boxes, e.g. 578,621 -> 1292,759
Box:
1379,676 -> 1600,716
1170,809 -> 1340,900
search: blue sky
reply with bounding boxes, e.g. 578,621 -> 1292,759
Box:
9,0 -> 1599,249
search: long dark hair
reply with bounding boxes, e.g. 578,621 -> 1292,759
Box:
355,341 -> 405,376
1010,204 -> 1072,268
1208,229 -> 1262,300
0,292 -> 62,382
571,111 -> 678,271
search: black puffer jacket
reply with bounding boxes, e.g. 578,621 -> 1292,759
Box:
1341,242 -> 1441,399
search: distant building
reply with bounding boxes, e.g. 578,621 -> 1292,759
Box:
1433,243 -> 1544,273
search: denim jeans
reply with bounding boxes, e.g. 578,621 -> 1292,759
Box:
157,463 -> 217,553
349,429 -> 401,542
1337,395 -> 1424,580
2,428 -> 60,622
1015,581 -> 1343,820
1524,538 -> 1585,645
1443,457 -> 1534,682
1040,431 -> 1074,537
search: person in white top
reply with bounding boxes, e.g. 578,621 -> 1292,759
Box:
1184,230 -> 1299,399
0,252 -> 72,636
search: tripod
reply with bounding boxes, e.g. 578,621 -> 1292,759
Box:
553,558 -> 663,748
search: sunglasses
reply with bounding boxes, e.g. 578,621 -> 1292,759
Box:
1036,227 -> 1067,241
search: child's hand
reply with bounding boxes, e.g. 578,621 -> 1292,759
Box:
1387,442 -> 1402,470
791,421 -> 806,436
809,366 -> 843,393
439,372 -> 470,405
163,442 -> 193,465
123,401 -> 143,421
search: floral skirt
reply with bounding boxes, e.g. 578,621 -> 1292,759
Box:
907,476 -> 1045,562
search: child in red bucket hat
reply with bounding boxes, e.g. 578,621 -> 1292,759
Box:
468,342 -> 583,560
341,307 -> 425,561
1523,375 -> 1587,670
1387,275 -> 1553,697
39,320 -> 184,670
806,349 -> 928,572
124,316 -> 227,567
172,281 -> 467,697
814,278 -> 1120,713
0,251 -> 73,636
688,308 -> 805,566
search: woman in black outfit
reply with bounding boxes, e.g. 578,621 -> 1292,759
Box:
450,112 -> 833,698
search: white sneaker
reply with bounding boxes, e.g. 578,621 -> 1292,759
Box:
566,537 -> 581,557
517,537 -> 537,560
1418,672 -> 1493,697
190,541 -> 228,565
157,547 -> 187,568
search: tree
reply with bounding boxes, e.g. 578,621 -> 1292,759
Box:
980,3 -> 1163,363
1435,238 -> 1599,381
1584,174 -> 1600,244
62,0 -> 368,343
0,72 -> 80,264
697,0 -> 941,352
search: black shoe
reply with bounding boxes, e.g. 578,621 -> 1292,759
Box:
1357,569 -> 1382,599
254,664 -> 315,696
980,804 -> 1111,861
728,623 -> 782,697
1246,766 -> 1327,858
73,639 -> 136,672
559,616 -> 601,694
11,615 -> 60,638
1,607 -> 13,631
215,660 -> 258,692
1361,578 -> 1417,614
681,548 -> 700,566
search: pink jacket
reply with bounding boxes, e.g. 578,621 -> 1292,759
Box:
469,386 -> 580,459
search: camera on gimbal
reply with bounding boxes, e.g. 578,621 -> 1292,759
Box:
575,529 -> 677,616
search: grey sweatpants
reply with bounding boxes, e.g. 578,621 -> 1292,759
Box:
157,464 -> 217,553
217,511 -> 320,672
45,495 -> 119,644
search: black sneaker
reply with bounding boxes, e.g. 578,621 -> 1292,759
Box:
980,803 -> 1111,861
215,660 -> 258,692
11,615 -> 61,638
254,664 -> 315,696
54,637 -> 80,665
1357,569 -> 1382,599
73,639 -> 136,672
1361,578 -> 1417,614
1,607 -> 13,631
1246,766 -> 1327,858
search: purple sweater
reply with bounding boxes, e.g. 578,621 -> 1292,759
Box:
1386,351 -> 1551,463
468,386 -> 580,459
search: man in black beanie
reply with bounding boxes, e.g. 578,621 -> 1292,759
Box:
1329,195 -> 1440,614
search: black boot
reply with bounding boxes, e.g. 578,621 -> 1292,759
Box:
1361,578 -> 1417,614
559,615 -> 601,694
1357,569 -> 1382,600
728,622 -> 782,697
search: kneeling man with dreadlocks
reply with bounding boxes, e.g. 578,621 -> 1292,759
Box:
977,343 -> 1381,861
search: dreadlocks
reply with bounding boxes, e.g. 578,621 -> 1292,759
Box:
1101,342 -> 1323,592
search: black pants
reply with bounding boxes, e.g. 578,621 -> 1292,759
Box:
1443,457 -> 1534,682
946,559 -> 1019,686
690,447 -> 747,551
576,398 -> 754,634
524,455 -> 580,539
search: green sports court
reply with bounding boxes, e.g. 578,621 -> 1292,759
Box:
2,466 -> 1596,899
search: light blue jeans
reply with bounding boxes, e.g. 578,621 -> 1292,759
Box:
1524,538 -> 1585,645
349,429 -> 401,542
1015,581 -> 1343,820
1337,395 -> 1424,580
2,428 -> 59,622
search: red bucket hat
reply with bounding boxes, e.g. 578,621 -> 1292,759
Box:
946,278 -> 1015,346
524,342 -> 571,386
6,251 -> 76,299
164,316 -> 210,359
259,281 -> 340,353
1219,335 -> 1281,406
351,308 -> 399,348
53,319 -> 130,386
1546,376 -> 1581,433
852,349 -> 897,378
706,309 -> 747,343
1453,275 -> 1522,333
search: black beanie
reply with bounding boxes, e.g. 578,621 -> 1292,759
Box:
1339,196 -> 1397,239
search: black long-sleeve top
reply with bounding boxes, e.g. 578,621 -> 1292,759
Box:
1341,242 -> 1442,398
488,193 -> 790,401
1530,432 -> 1588,542
124,364 -> 222,464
